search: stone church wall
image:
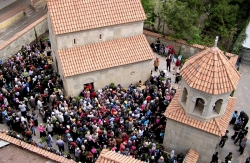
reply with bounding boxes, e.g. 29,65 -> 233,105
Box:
56,21 -> 144,50
63,59 -> 152,97
163,119 -> 220,163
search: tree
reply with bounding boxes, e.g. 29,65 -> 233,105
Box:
163,0 -> 199,39
141,0 -> 157,27
205,0 -> 239,40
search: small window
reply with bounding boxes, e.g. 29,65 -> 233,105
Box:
193,98 -> 205,115
99,34 -> 102,40
73,39 -> 77,45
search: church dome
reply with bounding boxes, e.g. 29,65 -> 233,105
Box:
180,47 -> 240,95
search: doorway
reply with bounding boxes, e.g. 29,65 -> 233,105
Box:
84,82 -> 94,90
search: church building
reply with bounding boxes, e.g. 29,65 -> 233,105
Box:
46,0 -> 155,96
163,38 -> 240,163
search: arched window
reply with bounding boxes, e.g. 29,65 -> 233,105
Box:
194,98 -> 205,115
181,87 -> 188,104
214,99 -> 223,114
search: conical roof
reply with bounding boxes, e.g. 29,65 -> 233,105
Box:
180,47 -> 240,95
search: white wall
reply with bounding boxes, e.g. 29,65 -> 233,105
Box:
56,21 -> 144,50
63,60 -> 152,97
243,22 -> 250,49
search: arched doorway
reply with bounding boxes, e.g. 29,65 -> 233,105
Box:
194,98 -> 205,115
214,99 -> 223,114
181,87 -> 188,104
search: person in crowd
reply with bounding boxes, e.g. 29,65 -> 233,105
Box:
245,156 -> 250,163
219,130 -> 229,148
239,138 -> 247,155
154,58 -> 160,72
229,111 -> 238,125
210,152 -> 218,163
225,152 -> 233,163
166,56 -> 172,72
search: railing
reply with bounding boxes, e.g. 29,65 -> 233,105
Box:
0,5 -> 26,23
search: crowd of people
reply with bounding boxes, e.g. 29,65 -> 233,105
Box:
0,38 -> 187,163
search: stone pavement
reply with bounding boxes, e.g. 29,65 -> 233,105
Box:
214,64 -> 250,163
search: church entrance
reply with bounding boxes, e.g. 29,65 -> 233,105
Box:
84,82 -> 94,90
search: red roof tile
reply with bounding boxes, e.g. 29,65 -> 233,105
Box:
184,149 -> 199,163
180,47 -> 240,94
164,89 -> 236,136
96,149 -> 144,163
0,133 -> 74,163
47,0 -> 146,35
58,34 -> 155,77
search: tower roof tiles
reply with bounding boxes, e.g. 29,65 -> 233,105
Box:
180,47 -> 240,95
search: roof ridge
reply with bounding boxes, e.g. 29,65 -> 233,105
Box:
213,117 -> 224,136
217,50 -> 236,90
0,132 -> 74,163
58,34 -> 155,77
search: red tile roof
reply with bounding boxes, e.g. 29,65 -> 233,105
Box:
0,132 -> 74,163
180,47 -> 240,95
0,144 -> 50,163
96,149 -> 144,163
164,89 -> 236,136
46,0 -> 146,35
58,34 -> 155,77
184,149 -> 199,163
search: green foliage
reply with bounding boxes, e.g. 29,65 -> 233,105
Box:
40,136 -> 46,144
232,18 -> 250,54
179,0 -> 204,15
141,0 -> 157,27
205,0 -> 239,39
109,83 -> 116,89
231,28 -> 247,54
187,27 -> 202,44
230,90 -> 235,97
163,0 -> 199,39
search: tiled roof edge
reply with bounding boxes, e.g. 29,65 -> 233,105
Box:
0,15 -> 47,51
0,132 -> 74,163
217,50 -> 240,90
184,148 -> 199,163
213,118 -> 224,136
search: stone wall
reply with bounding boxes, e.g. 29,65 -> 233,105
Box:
163,119 -> 220,163
240,47 -> 250,65
64,60 -> 153,97
56,21 -> 144,50
143,30 -> 239,66
143,30 -> 204,58
0,15 -> 48,61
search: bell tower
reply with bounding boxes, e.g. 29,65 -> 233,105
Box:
178,37 -> 239,122
163,37 -> 240,163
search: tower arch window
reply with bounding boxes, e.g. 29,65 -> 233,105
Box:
193,98 -> 205,115
181,87 -> 188,105
214,99 -> 223,114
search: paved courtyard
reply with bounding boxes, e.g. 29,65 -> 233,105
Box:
215,64 -> 250,163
